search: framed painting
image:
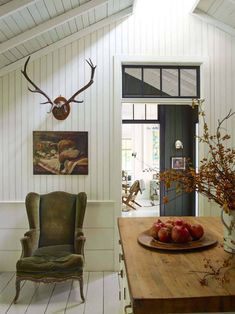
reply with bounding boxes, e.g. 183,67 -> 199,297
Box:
33,131 -> 88,175
171,157 -> 186,170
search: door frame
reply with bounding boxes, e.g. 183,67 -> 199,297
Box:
113,55 -> 204,269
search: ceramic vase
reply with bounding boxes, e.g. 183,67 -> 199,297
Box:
222,210 -> 235,253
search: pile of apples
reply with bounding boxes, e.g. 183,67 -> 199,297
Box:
149,218 -> 204,243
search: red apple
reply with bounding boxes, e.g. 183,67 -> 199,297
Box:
165,222 -> 174,231
158,227 -> 171,243
150,222 -> 165,239
171,225 -> 191,243
189,224 -> 204,240
174,219 -> 185,226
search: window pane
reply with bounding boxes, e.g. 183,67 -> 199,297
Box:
162,69 -> 179,96
122,103 -> 133,119
123,67 -> 142,96
134,104 -> 145,120
180,69 -> 197,96
146,104 -> 158,120
143,68 -> 161,95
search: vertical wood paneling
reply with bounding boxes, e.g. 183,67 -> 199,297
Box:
2,75 -> 9,200
0,77 -> 2,199
90,31 -> 98,199
0,0 -> 234,217
8,71 -> 15,200
84,34 -> 92,197
97,28 -> 104,199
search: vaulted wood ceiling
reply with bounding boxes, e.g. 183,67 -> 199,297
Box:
0,0 -> 135,73
192,0 -> 235,34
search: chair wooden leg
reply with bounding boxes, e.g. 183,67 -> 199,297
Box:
133,200 -> 141,207
13,278 -> 21,304
79,276 -> 85,302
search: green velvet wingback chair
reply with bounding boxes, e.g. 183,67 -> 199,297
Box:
14,191 -> 87,303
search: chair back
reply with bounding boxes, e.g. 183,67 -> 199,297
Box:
129,180 -> 140,196
25,191 -> 87,248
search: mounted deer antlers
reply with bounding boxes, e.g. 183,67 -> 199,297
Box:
21,56 -> 96,120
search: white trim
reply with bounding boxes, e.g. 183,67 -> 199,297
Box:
0,0 -> 108,55
0,6 -> 133,77
122,98 -> 195,105
120,55 -> 204,65
113,55 -> 205,231
191,8 -> 235,37
0,199 -> 115,204
0,0 -> 38,19
190,0 -> 201,14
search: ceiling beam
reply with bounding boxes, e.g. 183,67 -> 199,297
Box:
0,6 -> 133,77
0,0 -> 108,54
0,0 -> 38,19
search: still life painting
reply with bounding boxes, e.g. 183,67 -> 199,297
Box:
33,131 -> 88,175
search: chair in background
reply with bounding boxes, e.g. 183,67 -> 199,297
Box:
122,180 -> 142,210
14,191 -> 87,303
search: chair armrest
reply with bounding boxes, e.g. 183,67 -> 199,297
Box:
20,229 -> 38,258
74,228 -> 86,256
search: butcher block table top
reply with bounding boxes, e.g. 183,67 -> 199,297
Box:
118,216 -> 235,314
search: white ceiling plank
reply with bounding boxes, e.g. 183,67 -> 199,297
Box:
53,0 -> 66,15
75,15 -> 83,30
207,0 -> 224,15
11,11 -> 31,32
81,12 -> 90,27
0,0 -> 38,19
0,0 -> 108,54
71,0 -> 80,8
43,0 -> 57,18
62,22 -> 72,37
18,7 -> 36,28
0,5 -> 133,76
61,0 -> 72,11
54,25 -> 66,39
0,28 -> 7,42
34,1 -> 51,21
3,15 -> 24,34
41,32 -> 54,45
212,1 -> 235,20
95,4 -> 107,21
68,19 -> 78,33
2,50 -> 17,62
0,54 -> 10,68
88,7 -> 96,24
16,43 -> 30,55
196,0 -> 218,13
34,34 -> 47,46
47,29 -> 59,42
0,19 -> 14,39
8,47 -> 24,59
192,8 -> 235,36
27,3 -> 44,24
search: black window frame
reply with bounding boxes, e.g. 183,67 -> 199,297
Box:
122,65 -> 200,99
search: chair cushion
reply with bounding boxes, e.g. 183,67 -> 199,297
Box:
16,244 -> 83,275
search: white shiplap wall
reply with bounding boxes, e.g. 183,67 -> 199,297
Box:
0,0 -> 235,270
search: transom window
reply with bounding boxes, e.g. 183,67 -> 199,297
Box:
122,65 -> 200,98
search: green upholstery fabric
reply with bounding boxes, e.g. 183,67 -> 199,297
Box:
16,245 -> 83,274
39,193 -> 76,247
15,191 -> 87,302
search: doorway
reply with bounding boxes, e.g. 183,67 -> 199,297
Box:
121,103 -> 160,212
121,103 -> 198,216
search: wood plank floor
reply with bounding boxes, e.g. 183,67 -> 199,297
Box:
0,272 -> 120,314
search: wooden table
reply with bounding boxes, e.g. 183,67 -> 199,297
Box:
118,217 -> 235,314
